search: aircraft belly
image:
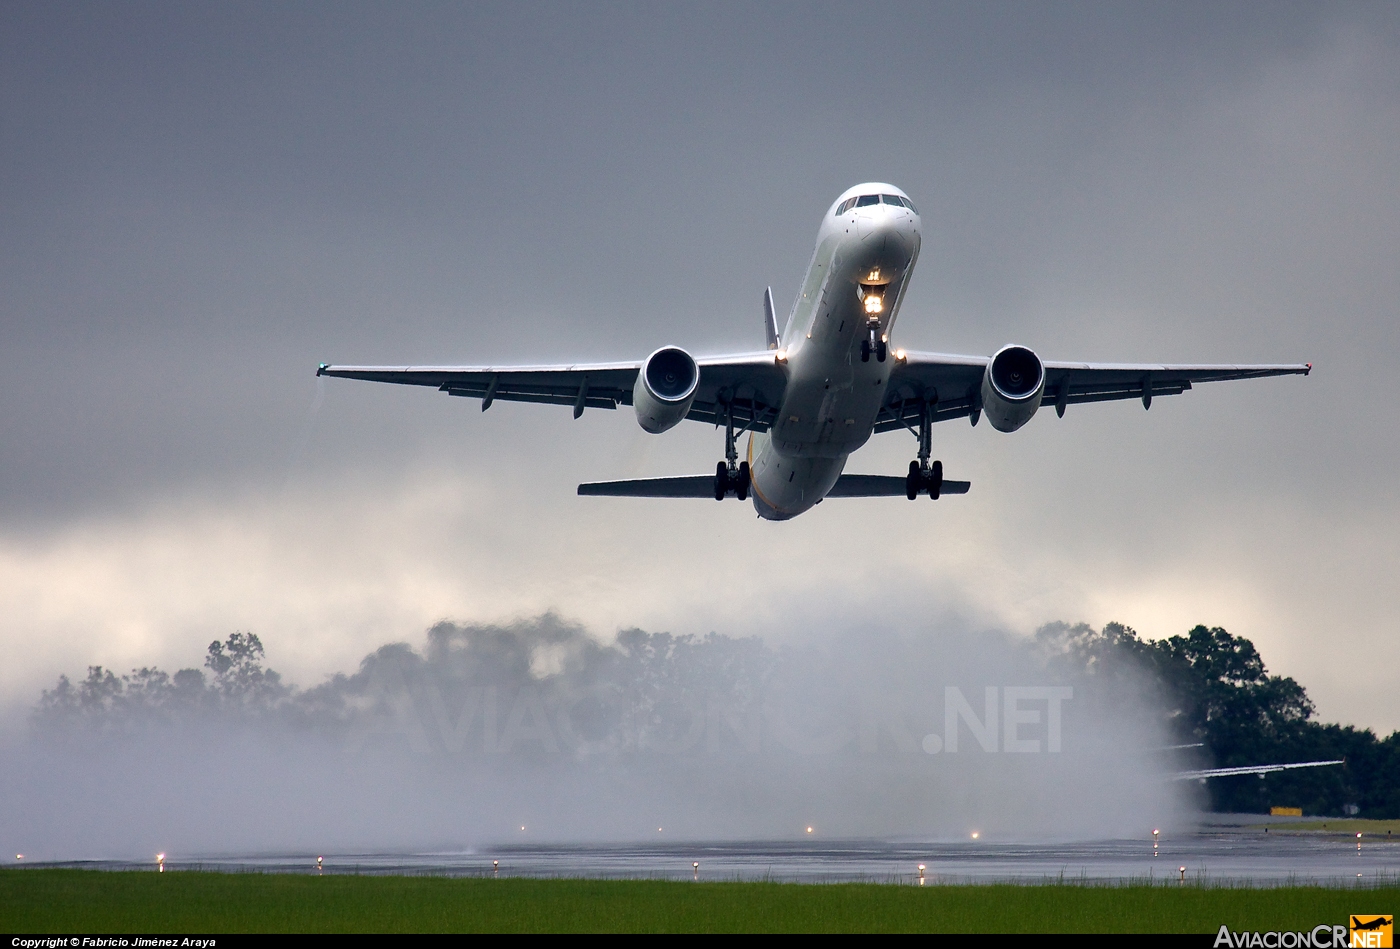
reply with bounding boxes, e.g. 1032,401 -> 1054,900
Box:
770,308 -> 884,458
747,432 -> 846,520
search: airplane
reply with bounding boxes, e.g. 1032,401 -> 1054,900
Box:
1172,759 -> 1344,783
317,182 -> 1310,521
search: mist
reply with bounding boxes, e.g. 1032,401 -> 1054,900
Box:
1,615 -> 1192,860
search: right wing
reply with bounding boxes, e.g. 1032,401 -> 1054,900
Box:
317,353 -> 788,430
878,353 -> 1311,432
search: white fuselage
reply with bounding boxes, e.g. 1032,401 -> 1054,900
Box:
748,183 -> 922,520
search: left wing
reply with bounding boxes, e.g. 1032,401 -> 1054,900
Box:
317,353 -> 787,430
878,353 -> 1311,433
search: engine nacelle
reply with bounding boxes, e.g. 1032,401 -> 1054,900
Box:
980,344 -> 1045,433
633,346 -> 700,434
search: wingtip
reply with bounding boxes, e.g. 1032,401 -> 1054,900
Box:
1304,362 -> 1312,376
316,363 -> 329,377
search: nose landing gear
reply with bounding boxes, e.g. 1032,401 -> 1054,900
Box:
712,400 -> 751,501
860,324 -> 888,363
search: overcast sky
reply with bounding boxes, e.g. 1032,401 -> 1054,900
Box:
3,2 -> 1398,731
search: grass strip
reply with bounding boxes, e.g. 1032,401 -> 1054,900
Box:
3,869 -> 1397,933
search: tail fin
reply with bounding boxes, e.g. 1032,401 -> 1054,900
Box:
764,287 -> 781,351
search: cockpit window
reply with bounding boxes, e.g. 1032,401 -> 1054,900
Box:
836,193 -> 917,215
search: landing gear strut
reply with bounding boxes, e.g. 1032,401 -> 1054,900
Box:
859,323 -> 887,363
712,401 -> 751,501
903,400 -> 943,500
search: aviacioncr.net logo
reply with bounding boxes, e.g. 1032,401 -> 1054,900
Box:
1214,919 -> 1391,948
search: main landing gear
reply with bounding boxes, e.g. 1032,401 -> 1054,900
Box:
904,400 -> 943,500
860,323 -> 888,363
713,402 -> 751,501
906,459 -> 943,500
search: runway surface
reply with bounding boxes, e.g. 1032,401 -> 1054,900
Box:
28,820 -> 1400,885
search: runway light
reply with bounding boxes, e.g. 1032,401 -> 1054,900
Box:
970,832 -> 980,840
493,860 -> 499,877
693,861 -> 699,881
15,854 -> 22,860
157,853 -> 165,873
316,856 -> 323,873
918,864 -> 925,886
1178,866 -> 1186,884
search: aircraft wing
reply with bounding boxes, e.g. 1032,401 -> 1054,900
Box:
316,352 -> 788,430
1172,759 -> 1344,781
876,353 -> 1311,434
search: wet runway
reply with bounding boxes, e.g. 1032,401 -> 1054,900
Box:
30,821 -> 1400,886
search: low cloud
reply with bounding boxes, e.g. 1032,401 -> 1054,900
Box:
3,615 -> 1189,859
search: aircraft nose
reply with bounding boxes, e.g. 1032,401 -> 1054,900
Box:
855,207 -> 918,263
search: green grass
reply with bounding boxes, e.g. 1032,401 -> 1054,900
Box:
2,870 -> 1396,933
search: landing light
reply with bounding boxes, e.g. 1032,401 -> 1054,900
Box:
775,348 -> 787,363
867,269 -> 880,282
864,295 -> 883,315
895,349 -> 907,363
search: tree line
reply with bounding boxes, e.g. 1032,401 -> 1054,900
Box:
1037,621 -> 1400,816
31,618 -> 1400,816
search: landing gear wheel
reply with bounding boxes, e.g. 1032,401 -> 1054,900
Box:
906,460 -> 921,500
713,461 -> 728,501
875,340 -> 888,363
735,461 -> 751,501
860,339 -> 871,363
928,459 -> 943,500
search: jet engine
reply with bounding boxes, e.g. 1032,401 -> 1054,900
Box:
633,346 -> 700,434
980,344 -> 1045,433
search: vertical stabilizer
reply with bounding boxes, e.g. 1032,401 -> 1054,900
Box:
764,287 -> 781,350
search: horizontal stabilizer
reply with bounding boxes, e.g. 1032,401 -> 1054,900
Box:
578,476 -> 717,498
578,473 -> 970,499
827,474 -> 970,497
